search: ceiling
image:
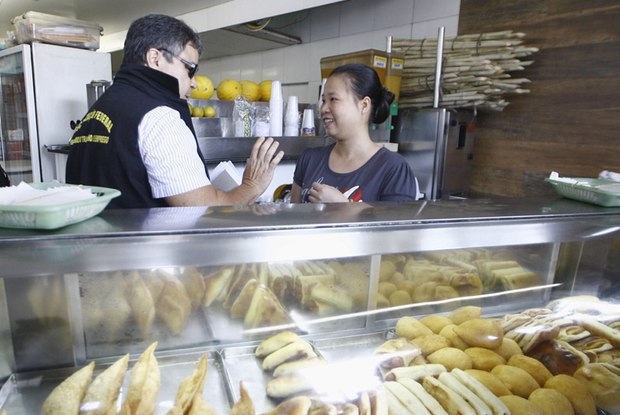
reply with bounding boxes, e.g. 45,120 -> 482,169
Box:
0,0 -> 327,60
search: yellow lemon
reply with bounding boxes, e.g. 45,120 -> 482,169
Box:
216,79 -> 242,100
258,80 -> 273,101
204,106 -> 217,118
191,106 -> 205,117
191,75 -> 214,99
240,80 -> 260,102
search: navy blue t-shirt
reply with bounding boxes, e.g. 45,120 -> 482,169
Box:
293,144 -> 417,202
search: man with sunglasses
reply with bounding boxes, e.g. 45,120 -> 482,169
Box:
66,14 -> 283,208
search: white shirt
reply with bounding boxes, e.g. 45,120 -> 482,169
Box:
138,106 -> 210,199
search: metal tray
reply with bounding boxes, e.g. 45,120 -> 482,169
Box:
0,350 -> 229,414
219,330 -> 391,412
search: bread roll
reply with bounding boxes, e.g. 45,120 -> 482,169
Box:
395,316 -> 433,339
464,347 -> 506,371
263,396 -> 312,415
427,347 -> 473,371
439,324 -> 469,350
454,318 -> 503,349
420,315 -> 453,334
464,369 -> 512,397
492,337 -> 523,360
255,331 -> 300,358
491,365 -> 539,398
499,395 -> 544,415
544,374 -> 597,415
507,354 -> 552,387
448,306 -> 482,325
528,388 -> 575,415
411,334 -> 451,356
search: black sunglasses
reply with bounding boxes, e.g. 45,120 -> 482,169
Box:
159,48 -> 198,78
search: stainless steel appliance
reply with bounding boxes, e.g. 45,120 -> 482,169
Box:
0,43 -> 111,183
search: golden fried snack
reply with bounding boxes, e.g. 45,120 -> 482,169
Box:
41,361 -> 94,415
383,364 -> 446,382
464,347 -> 506,371
526,340 -> 589,375
244,284 -> 289,329
383,381 -> 429,415
438,324 -> 469,350
273,357 -> 326,377
187,397 -> 218,415
126,271 -> 155,339
389,290 -> 412,307
411,334 -> 451,356
120,342 -> 159,415
374,338 -> 421,368
544,374 -> 597,415
422,376 -> 476,415
574,362 -> 620,414
427,347 -> 473,371
80,354 -> 129,415
180,267 -> 206,310
266,375 -> 314,399
144,271 -> 165,302
464,369 -> 512,397
230,381 -> 255,415
499,395 -> 544,415
395,316 -> 433,340
310,282 -> 353,311
157,275 -> 192,335
448,271 -> 483,297
263,396 -> 312,415
202,266 -> 234,307
262,340 -> 316,372
437,372 -> 492,415
507,354 -> 552,387
397,378 -> 447,415
491,364 -> 539,398
230,278 -> 259,319
255,331 -> 300,358
28,275 -> 65,323
528,388 -> 575,415
450,368 -> 511,415
492,337 -> 523,361
454,318 -> 503,349
448,306 -> 481,325
171,354 -> 209,414
419,315 -> 453,334
379,260 -> 397,281
100,273 -> 132,338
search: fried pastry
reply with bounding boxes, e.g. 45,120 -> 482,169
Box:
41,361 -> 95,415
126,271 -> 155,339
499,395 -> 544,415
464,347 -> 506,371
203,266 -> 234,307
230,381 -> 255,415
180,267 -> 207,310
427,347 -> 473,371
171,354 -> 209,414
573,363 -> 620,414
230,278 -> 259,319
454,318 -> 503,349
120,342 -> 159,415
544,374 -> 597,415
528,388 -> 575,415
157,275 -> 192,335
243,284 -> 288,329
491,365 -> 539,398
80,354 -> 129,415
395,316 -> 433,340
507,354 -> 552,387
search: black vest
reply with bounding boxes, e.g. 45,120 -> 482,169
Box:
65,64 -> 207,209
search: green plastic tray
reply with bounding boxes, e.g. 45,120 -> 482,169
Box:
0,182 -> 120,230
545,177 -> 620,207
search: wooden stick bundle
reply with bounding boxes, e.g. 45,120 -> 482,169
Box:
392,30 -> 538,111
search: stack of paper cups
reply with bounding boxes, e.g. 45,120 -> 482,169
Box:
284,95 -> 299,136
269,80 -> 283,136
301,109 -> 316,136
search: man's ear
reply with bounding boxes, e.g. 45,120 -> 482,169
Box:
145,48 -> 159,69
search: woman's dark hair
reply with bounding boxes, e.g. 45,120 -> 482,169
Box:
330,63 -> 395,124
122,14 -> 202,65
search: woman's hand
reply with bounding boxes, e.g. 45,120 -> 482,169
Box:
308,182 -> 348,203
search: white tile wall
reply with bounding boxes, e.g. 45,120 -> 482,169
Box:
202,0 -> 460,104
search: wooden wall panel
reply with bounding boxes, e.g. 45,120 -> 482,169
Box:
458,0 -> 620,197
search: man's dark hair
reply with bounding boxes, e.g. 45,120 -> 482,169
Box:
122,14 -> 202,65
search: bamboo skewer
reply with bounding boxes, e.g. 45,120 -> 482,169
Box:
392,30 -> 538,111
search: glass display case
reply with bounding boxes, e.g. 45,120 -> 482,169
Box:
0,197 -> 618,414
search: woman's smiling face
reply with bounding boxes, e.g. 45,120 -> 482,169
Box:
320,74 -> 368,138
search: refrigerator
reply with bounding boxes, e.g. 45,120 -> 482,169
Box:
0,42 -> 111,184
393,108 -> 476,200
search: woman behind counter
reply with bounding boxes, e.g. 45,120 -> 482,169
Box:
290,63 -> 418,203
